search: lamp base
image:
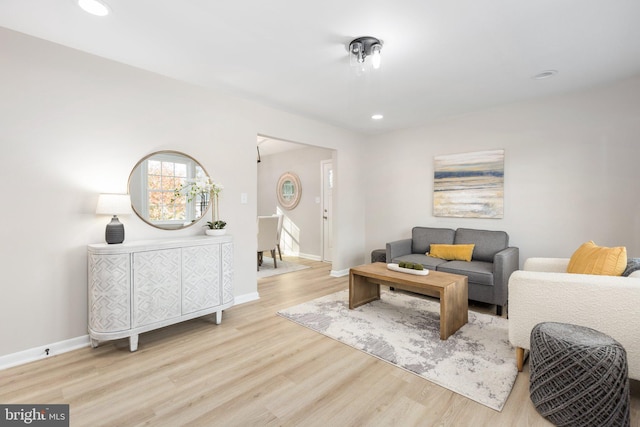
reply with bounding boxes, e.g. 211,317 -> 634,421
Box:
105,216 -> 125,244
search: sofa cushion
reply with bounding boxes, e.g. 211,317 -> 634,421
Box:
454,228 -> 508,262
437,260 -> 494,286
411,227 -> 455,254
429,244 -> 475,262
567,241 -> 627,276
623,258 -> 640,277
393,254 -> 448,270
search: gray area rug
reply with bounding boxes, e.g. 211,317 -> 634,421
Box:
257,257 -> 310,279
277,289 -> 517,411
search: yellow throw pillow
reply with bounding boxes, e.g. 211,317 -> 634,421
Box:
428,244 -> 475,262
566,241 -> 627,276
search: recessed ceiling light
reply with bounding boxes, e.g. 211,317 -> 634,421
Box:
371,114 -> 384,120
532,70 -> 558,80
78,0 -> 110,16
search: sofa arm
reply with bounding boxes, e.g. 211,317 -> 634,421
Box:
508,270 -> 640,380
386,238 -> 412,262
523,257 -> 570,272
492,246 -> 519,305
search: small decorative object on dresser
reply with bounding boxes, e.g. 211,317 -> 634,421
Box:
205,220 -> 227,236
95,193 -> 131,244
87,235 -> 234,351
174,178 -> 227,236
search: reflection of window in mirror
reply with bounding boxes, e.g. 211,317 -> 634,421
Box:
282,180 -> 295,201
146,158 -> 188,221
146,155 -> 206,223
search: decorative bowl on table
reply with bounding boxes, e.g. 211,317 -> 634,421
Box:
387,263 -> 429,275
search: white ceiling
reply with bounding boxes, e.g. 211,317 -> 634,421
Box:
2,1 -> 640,135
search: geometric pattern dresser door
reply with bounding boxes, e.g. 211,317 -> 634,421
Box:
88,253 -> 131,333
221,242 -> 234,305
132,248 -> 182,327
182,244 -> 221,314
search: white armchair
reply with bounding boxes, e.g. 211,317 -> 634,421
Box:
508,257 -> 640,380
257,216 -> 280,271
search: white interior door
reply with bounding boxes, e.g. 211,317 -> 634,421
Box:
321,160 -> 333,262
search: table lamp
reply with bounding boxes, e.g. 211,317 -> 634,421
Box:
96,194 -> 131,244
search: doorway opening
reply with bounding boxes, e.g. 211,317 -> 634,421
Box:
256,135 -> 334,264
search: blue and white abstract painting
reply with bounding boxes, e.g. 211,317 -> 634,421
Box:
433,149 -> 504,218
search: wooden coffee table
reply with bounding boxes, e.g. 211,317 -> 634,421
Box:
349,262 -> 468,340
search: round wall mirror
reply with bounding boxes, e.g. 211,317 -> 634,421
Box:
277,172 -> 301,210
128,150 -> 211,230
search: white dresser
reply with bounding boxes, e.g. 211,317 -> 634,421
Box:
87,235 -> 233,351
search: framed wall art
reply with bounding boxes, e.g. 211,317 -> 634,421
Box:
433,149 -> 504,218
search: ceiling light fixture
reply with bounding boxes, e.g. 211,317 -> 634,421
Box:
349,36 -> 383,70
371,114 -> 384,120
532,70 -> 558,80
78,0 -> 110,16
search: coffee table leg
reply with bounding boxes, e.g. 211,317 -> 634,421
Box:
349,271 -> 380,309
439,277 -> 468,340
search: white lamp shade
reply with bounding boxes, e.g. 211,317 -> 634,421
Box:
96,194 -> 131,215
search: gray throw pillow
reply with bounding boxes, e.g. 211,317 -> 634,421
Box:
622,258 -> 640,277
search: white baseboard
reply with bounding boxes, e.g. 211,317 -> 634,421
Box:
283,251 -> 322,261
330,268 -> 349,277
0,291 -> 261,371
0,335 -> 90,371
298,253 -> 322,261
234,291 -> 260,305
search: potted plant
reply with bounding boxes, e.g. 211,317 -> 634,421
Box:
173,178 -> 226,235
205,220 -> 227,236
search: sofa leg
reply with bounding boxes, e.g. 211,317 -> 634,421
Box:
516,347 -> 525,372
496,305 -> 503,316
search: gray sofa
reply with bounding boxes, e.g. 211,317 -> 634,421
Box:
386,227 -> 519,315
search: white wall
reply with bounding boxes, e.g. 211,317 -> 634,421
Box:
257,145 -> 334,259
8,21 -> 637,362
365,76 -> 640,264
0,27 -> 365,358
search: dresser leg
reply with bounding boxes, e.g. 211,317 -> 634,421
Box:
90,338 -> 99,348
215,311 -> 222,325
129,334 -> 139,352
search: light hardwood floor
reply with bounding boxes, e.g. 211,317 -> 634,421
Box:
3,257 -> 639,426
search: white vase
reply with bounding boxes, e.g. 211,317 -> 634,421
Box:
205,229 -> 226,236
